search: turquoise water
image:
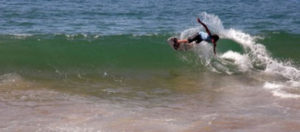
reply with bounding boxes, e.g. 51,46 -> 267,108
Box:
0,33 -> 299,77
1,0 -> 300,131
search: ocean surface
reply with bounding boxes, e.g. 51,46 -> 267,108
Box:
1,0 -> 300,131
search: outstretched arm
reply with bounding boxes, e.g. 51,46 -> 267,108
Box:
197,18 -> 211,36
212,40 -> 216,55
213,43 -> 216,55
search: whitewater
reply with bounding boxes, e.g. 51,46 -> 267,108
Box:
178,12 -> 300,99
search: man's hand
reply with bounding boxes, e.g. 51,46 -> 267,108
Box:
197,18 -> 202,24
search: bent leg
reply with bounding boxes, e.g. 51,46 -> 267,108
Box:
187,33 -> 202,44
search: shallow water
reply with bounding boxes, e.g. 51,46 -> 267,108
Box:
1,72 -> 300,132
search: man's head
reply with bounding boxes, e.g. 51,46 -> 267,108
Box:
211,34 -> 219,42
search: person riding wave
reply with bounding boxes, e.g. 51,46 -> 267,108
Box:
173,18 -> 219,55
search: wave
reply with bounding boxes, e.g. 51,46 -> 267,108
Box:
0,34 -> 185,73
177,12 -> 300,98
0,13 -> 300,98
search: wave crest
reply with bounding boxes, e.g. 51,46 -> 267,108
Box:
179,12 -> 300,98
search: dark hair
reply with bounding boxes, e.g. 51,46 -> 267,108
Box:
211,34 -> 219,42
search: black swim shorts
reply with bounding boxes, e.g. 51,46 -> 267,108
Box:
187,33 -> 202,43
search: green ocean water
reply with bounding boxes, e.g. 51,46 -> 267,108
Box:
0,32 -> 299,77
260,32 -> 300,64
0,34 -> 183,79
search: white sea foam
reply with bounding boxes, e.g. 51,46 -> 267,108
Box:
263,82 -> 283,90
221,51 -> 252,72
264,82 -> 300,98
8,33 -> 33,39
